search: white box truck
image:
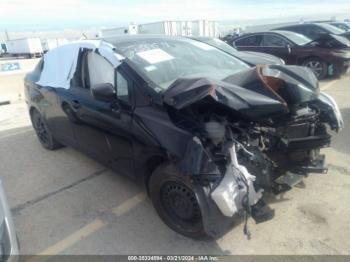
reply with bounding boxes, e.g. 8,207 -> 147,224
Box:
191,20 -> 219,37
138,21 -> 189,36
138,20 -> 218,37
6,38 -> 43,58
99,23 -> 138,37
41,38 -> 69,52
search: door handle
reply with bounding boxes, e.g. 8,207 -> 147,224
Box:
72,100 -> 81,110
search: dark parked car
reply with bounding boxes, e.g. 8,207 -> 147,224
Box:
275,23 -> 350,41
232,30 -> 350,79
326,22 -> 350,32
25,36 -> 342,239
189,36 -> 285,66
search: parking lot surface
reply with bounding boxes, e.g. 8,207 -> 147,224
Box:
0,75 -> 350,255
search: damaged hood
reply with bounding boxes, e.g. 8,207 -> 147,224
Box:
163,65 -> 320,120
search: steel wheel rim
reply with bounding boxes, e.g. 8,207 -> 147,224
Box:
33,115 -> 49,146
305,61 -> 323,77
160,181 -> 202,228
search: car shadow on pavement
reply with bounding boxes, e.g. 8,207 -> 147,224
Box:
0,126 -> 229,255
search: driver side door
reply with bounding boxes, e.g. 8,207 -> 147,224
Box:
70,50 -> 136,178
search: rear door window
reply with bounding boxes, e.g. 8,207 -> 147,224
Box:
234,35 -> 262,47
261,35 -> 288,47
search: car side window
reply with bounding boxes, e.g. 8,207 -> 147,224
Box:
87,51 -> 115,89
116,71 -> 129,103
261,35 -> 288,47
235,35 -> 262,47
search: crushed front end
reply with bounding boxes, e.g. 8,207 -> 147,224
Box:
162,64 -> 343,238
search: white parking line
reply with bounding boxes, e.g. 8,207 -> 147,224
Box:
321,79 -> 339,91
38,219 -> 105,255
112,192 -> 147,216
34,192 -> 146,256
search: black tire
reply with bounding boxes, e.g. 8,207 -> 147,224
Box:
149,163 -> 210,239
302,57 -> 328,80
30,109 -> 63,150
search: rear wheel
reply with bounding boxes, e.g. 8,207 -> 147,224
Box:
31,109 -> 62,150
149,164 -> 210,239
302,58 -> 327,80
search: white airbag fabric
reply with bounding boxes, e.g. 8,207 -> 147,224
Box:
36,40 -> 122,89
211,145 -> 263,217
211,166 -> 240,216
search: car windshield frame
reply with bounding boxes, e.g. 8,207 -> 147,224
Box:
113,37 -> 249,93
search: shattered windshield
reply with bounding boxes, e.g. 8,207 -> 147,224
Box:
115,38 -> 249,92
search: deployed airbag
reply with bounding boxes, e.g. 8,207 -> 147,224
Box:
36,40 -> 123,89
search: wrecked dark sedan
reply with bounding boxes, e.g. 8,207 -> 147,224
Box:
24,36 -> 343,239
233,30 -> 350,79
189,36 -> 285,66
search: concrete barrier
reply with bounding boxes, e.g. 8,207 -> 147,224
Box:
0,58 -> 40,104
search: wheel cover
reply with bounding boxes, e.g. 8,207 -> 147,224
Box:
33,114 -> 49,146
160,181 -> 202,227
305,60 -> 323,77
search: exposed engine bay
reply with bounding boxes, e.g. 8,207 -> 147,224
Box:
163,64 -> 343,237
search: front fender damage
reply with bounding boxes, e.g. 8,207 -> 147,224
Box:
178,136 -> 274,238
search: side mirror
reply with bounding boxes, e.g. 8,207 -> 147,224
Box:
286,44 -> 292,54
91,83 -> 116,102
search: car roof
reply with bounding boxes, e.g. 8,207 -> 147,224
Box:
188,36 -> 213,41
276,23 -> 326,28
100,34 -> 187,45
235,30 -> 293,38
272,30 -> 305,37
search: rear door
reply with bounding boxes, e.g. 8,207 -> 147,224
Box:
26,58 -> 78,146
233,34 -> 263,52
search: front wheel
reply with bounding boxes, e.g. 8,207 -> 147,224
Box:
302,58 -> 328,80
149,164 -> 210,239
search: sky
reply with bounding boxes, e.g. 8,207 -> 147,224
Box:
1,0 -> 350,31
